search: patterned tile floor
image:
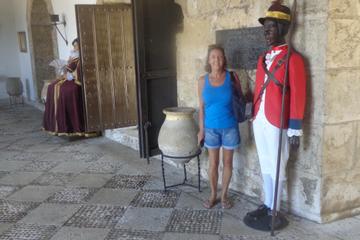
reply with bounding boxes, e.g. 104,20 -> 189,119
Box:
0,100 -> 360,240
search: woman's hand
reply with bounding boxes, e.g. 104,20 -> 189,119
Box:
289,136 -> 300,150
197,130 -> 205,147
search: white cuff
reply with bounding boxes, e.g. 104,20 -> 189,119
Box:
287,128 -> 303,137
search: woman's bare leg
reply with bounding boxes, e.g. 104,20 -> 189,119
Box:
208,148 -> 220,205
221,149 -> 234,203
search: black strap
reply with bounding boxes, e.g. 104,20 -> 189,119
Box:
254,54 -> 289,107
229,71 -> 244,99
262,56 -> 288,90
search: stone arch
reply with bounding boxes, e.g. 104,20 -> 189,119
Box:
27,0 -> 58,100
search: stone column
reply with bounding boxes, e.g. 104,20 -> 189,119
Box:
321,0 -> 360,222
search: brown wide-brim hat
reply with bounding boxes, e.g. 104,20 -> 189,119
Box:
259,1 -> 291,25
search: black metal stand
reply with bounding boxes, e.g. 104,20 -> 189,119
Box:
161,149 -> 202,192
9,95 -> 24,106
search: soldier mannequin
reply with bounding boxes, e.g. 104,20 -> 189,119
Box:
246,0 -> 306,229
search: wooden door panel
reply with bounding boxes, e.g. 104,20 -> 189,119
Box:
76,6 -> 101,131
123,7 -> 137,125
94,9 -> 114,129
110,10 -> 127,126
76,4 -> 137,131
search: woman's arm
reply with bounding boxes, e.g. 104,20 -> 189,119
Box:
197,76 -> 205,145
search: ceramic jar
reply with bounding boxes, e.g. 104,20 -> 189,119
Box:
6,77 -> 23,96
158,107 -> 199,163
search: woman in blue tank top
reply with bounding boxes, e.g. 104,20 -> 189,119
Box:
198,44 -> 241,209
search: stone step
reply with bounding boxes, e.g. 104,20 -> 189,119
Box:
104,126 -> 139,151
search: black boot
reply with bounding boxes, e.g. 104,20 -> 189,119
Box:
246,204 -> 270,219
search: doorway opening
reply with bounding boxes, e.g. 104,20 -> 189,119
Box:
76,1 -> 183,160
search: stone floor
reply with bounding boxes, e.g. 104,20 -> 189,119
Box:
0,100 -> 360,240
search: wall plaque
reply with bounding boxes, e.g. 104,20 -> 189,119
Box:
216,27 -> 267,70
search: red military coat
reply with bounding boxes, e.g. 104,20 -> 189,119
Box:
253,45 -> 306,129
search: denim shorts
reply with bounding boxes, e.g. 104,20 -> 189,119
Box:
204,127 -> 240,150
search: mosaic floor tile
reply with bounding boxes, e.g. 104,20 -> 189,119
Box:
46,187 -> 97,204
0,151 -> 19,161
279,217 -> 360,240
116,207 -> 173,231
70,152 -> 104,163
220,198 -> 261,236
0,140 -> 11,148
12,152 -> 43,162
70,173 -> 114,188
141,178 -> 166,191
0,224 -> 13,236
104,175 -> 150,189
89,189 -> 138,206
1,100 -> 359,240
25,143 -> 59,153
163,233 -> 220,240
219,235 -> 290,240
0,186 -> 18,199
5,143 -> 35,152
166,209 -> 222,235
130,190 -> 180,208
0,160 -> 28,172
19,203 -> 81,226
175,191 -> 214,210
50,161 -> 90,173
38,152 -> 72,162
0,172 -> 43,186
85,160 -> 121,174
21,161 -> 59,172
64,205 -> 126,228
105,229 -> 163,240
31,172 -> 77,186
7,186 -> 63,202
49,226 -> 110,240
74,152 -> 104,163
0,200 -> 40,223
0,224 -> 58,240
55,144 -> 86,153
0,172 -> 9,180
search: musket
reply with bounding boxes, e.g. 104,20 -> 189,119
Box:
271,0 -> 298,236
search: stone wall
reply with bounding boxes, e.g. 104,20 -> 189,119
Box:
321,0 -> 360,222
0,0 -> 21,79
174,0 -> 329,222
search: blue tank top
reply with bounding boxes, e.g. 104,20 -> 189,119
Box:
202,71 -> 237,129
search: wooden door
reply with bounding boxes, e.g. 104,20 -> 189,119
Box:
76,4 -> 137,132
132,0 -> 183,158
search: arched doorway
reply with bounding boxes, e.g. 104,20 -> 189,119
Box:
28,0 -> 58,100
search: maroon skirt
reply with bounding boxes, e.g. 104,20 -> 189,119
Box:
43,80 -> 85,135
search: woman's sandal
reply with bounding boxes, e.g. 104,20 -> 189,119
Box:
203,199 -> 217,209
221,199 -> 233,209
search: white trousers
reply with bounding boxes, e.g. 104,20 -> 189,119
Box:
253,116 -> 289,181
